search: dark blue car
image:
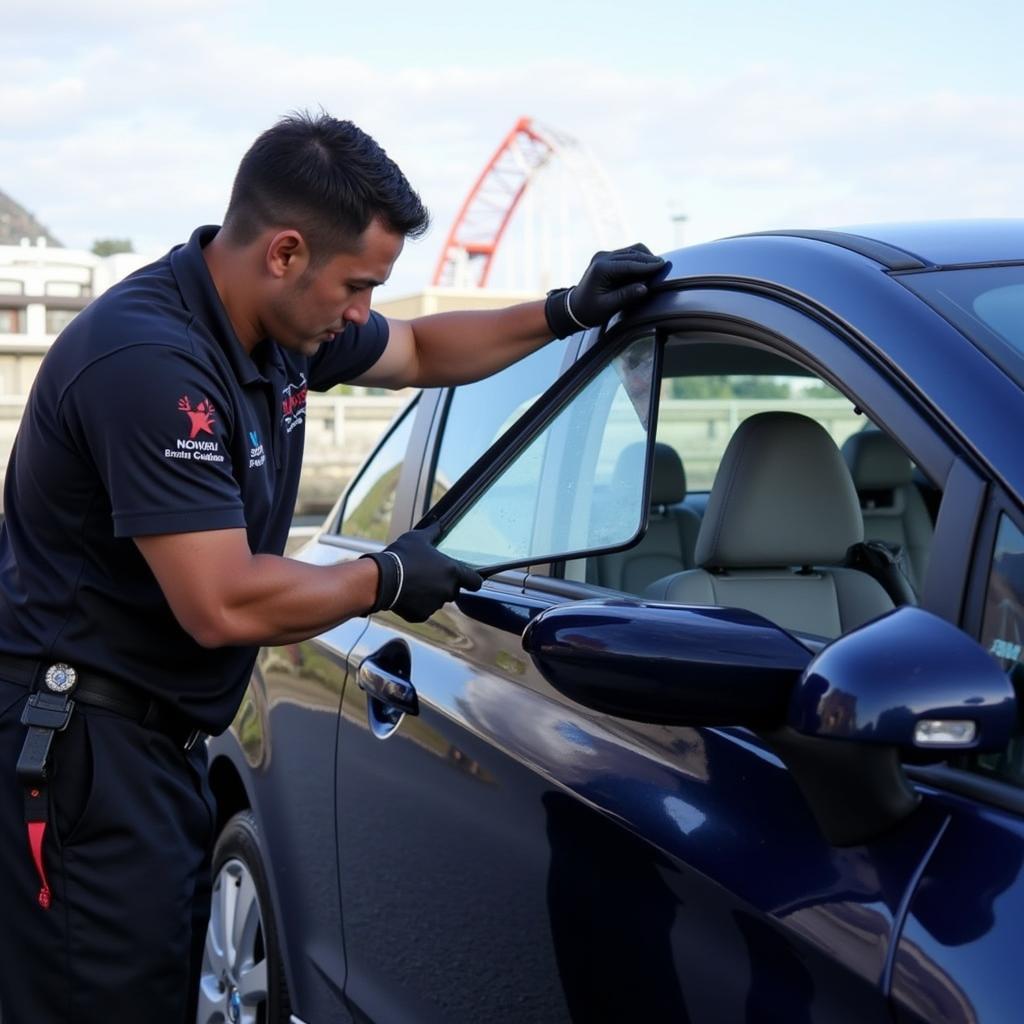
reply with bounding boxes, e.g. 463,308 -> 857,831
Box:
200,221 -> 1024,1024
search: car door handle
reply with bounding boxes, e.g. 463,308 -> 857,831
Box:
358,656 -> 419,717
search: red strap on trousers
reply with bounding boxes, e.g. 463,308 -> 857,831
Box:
24,787 -> 51,910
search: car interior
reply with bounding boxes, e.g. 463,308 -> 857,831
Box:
571,333 -> 942,641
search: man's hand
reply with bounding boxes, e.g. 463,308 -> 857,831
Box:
360,522 -> 483,623
545,243 -> 666,339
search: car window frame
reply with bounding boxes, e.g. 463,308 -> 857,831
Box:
576,284 -> 973,577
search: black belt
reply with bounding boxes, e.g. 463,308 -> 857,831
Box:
0,653 -> 204,751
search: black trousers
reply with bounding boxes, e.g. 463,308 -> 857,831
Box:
0,676 -> 215,1023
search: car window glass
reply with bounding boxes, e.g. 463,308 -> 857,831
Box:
656,373 -> 864,492
337,400 -> 416,541
437,335 -> 656,570
898,266 -> 1024,393
964,514 -> 1024,787
561,337 -> 941,641
428,338 -> 569,508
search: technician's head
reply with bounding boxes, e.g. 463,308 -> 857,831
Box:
220,111 -> 429,353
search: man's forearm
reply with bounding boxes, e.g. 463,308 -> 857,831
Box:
405,299 -> 552,387
217,554 -> 381,647
135,528 -> 382,649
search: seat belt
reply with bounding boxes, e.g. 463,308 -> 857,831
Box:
845,540 -> 918,607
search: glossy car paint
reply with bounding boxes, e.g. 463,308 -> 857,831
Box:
891,788 -> 1024,1023
521,598 -> 811,725
335,584 -> 948,1023
206,222 -> 1024,1023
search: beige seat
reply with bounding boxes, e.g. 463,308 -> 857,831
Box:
644,412 -> 894,639
841,428 -> 933,593
595,442 -> 701,593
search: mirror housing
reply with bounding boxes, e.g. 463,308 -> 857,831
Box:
789,605 -> 1016,753
771,605 -> 1017,845
522,598 -> 812,728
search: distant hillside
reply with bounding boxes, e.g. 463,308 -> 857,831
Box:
0,189 -> 61,247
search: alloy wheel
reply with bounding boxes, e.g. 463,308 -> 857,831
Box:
197,857 -> 269,1023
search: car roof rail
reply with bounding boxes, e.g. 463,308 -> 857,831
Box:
732,229 -> 931,271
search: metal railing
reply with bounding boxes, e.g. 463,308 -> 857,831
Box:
0,394 -> 866,514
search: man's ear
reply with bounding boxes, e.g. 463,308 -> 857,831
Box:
265,230 -> 309,280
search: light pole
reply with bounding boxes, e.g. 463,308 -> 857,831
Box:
671,211 -> 689,249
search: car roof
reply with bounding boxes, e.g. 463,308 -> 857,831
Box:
732,219 -> 1024,270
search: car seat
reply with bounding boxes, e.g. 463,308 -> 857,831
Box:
594,442 -> 702,593
644,412 -> 894,638
841,428 -> 933,593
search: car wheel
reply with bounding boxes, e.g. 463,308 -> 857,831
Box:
197,810 -> 291,1024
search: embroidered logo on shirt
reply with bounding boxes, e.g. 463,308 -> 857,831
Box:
281,374 -> 308,434
164,394 -> 224,463
178,395 -> 216,439
248,430 -> 266,469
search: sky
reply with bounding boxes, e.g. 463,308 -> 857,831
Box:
2,0 -> 1022,294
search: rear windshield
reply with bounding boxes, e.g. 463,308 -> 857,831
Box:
899,265 -> 1024,389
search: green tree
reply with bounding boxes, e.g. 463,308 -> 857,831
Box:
670,375 -> 731,399
669,375 -> 792,400
731,376 -> 791,399
799,382 -> 843,400
91,238 -> 135,257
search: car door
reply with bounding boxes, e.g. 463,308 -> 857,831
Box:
334,290 -> 986,1023
889,491 -> 1024,1023
332,339 -> 575,1024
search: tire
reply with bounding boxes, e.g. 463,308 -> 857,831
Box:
197,810 -> 291,1024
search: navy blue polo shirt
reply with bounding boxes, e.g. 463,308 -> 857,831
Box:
0,225 -> 388,733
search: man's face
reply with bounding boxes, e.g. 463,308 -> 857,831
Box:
266,219 -> 404,356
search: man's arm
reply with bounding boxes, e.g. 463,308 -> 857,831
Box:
136,529 -> 380,647
135,523 -> 481,648
358,300 -> 550,389
354,244 -> 666,390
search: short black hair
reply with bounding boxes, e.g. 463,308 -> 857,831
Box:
222,110 -> 429,260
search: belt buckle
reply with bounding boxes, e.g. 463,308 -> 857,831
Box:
183,728 -> 202,751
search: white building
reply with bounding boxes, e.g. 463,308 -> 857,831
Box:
0,237 -> 148,397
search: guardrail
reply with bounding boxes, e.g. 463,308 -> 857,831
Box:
0,394 -> 864,514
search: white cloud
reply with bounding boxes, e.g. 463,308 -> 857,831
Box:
1,34 -> 1022,291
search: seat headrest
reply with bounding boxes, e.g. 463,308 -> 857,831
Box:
613,442 -> 687,507
841,429 -> 914,489
696,411 -> 863,568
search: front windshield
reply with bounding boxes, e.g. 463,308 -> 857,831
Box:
899,265 -> 1024,389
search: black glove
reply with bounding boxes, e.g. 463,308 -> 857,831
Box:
360,522 -> 483,623
545,243 -> 666,339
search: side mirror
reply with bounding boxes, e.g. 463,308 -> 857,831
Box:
522,598 -> 812,728
524,599 -> 1017,847
770,605 -> 1017,846
789,605 -> 1016,753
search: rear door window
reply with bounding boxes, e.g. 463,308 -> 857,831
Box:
966,514 -> 1024,786
337,400 -> 417,541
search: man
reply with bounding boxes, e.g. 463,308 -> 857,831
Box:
0,111 -> 664,1022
